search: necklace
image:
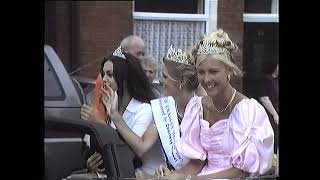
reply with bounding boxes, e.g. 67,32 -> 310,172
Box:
211,88 -> 237,114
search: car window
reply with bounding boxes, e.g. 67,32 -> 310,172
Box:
44,55 -> 66,100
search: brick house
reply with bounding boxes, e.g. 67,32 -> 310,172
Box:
44,0 -> 278,94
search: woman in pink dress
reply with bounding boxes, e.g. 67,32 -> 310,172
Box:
156,29 -> 274,179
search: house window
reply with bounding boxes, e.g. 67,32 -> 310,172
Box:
244,0 -> 278,14
245,0 -> 272,13
243,0 -> 278,22
133,0 -> 217,80
135,0 -> 202,14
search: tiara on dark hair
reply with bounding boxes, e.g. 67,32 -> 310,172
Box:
112,46 -> 126,59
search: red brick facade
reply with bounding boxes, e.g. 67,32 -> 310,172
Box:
217,0 -> 244,92
77,1 -> 133,78
45,1 -> 74,72
45,1 -> 133,78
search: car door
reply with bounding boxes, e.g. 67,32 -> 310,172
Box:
45,117 -> 136,180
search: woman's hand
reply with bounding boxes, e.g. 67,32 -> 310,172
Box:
81,104 -> 93,121
154,164 -> 171,177
101,85 -> 119,120
86,152 -> 105,173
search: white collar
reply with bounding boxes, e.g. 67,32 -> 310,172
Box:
126,98 -> 143,113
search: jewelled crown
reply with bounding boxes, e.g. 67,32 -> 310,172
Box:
165,45 -> 190,65
112,46 -> 126,59
196,42 -> 229,55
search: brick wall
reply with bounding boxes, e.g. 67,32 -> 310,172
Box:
75,1 -> 133,78
45,1 -> 73,72
217,0 -> 244,92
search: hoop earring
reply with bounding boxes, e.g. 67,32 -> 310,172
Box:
179,84 -> 182,90
227,74 -> 231,82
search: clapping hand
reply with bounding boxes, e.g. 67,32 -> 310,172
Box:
81,101 -> 93,121
101,84 -> 119,120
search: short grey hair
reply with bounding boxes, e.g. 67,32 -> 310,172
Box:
140,55 -> 157,69
120,35 -> 144,50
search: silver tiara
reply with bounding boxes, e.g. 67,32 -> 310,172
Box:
165,45 -> 189,65
112,46 -> 126,59
196,42 -> 229,55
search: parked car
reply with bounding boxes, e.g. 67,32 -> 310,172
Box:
44,45 -> 136,180
44,44 -> 95,121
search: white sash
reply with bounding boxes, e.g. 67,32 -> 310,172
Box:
151,96 -> 190,169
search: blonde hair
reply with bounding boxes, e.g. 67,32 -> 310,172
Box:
163,57 -> 199,91
190,29 -> 243,77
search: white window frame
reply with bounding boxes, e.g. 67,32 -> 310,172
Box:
243,13 -> 278,23
133,12 -> 208,21
133,0 -> 218,34
243,0 -> 279,23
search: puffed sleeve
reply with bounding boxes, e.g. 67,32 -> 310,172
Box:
131,104 -> 153,137
176,96 -> 207,161
229,98 -> 274,175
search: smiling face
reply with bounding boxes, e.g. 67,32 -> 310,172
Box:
160,66 -> 180,97
197,56 -> 230,98
102,60 -> 118,91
